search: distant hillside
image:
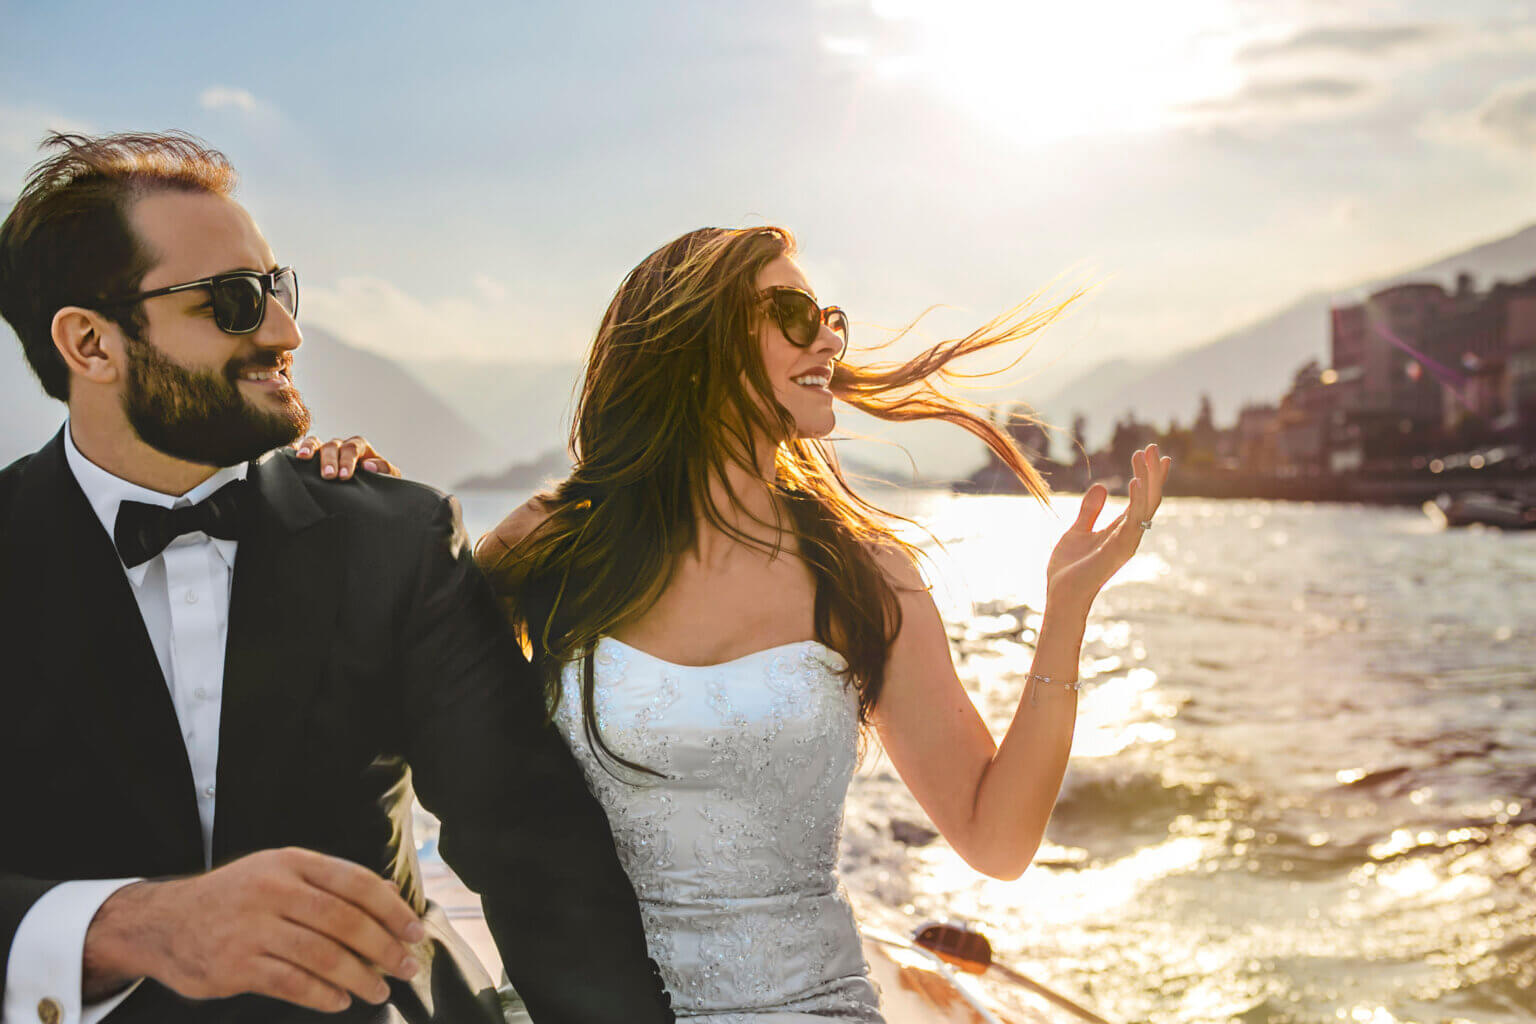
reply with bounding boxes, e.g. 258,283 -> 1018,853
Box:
1041,295 -> 1333,440
456,445 -> 931,491
458,447 -> 572,491
1033,223 -> 1536,442
408,359 -> 584,461
290,326 -> 503,488
0,324 -> 501,490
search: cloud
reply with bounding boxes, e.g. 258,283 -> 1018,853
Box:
820,36 -> 872,58
0,105 -> 95,194
199,86 -> 268,115
1330,196 -> 1364,225
1422,77 -> 1536,155
300,274 -> 572,363
1236,17 -> 1536,70
1238,23 -> 1452,63
1474,79 -> 1536,151
471,274 -> 507,302
1179,76 -> 1375,120
0,104 -> 93,157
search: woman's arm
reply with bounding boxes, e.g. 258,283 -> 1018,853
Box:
874,444 -> 1171,880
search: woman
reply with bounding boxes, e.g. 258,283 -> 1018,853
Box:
307,225 -> 1169,1021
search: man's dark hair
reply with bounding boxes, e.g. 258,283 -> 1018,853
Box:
0,131 -> 238,401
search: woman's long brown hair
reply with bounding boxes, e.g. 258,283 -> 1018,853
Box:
480,226 -> 1080,775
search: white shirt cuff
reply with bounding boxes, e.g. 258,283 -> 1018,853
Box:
4,879 -> 143,1024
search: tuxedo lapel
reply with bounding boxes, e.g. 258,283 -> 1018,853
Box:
213,452 -> 342,863
9,432 -> 204,870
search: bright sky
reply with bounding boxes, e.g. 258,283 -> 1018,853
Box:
3,0 -> 1534,379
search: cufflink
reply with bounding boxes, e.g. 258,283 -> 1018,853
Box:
37,998 -> 62,1024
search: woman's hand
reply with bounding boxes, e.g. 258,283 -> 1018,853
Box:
1044,443 -> 1171,618
291,435 -> 402,480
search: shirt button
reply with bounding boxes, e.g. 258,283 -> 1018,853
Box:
194,688 -> 208,700
185,590 -> 199,604
37,998 -> 62,1024
204,785 -> 216,798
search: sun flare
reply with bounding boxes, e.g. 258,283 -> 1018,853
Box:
845,0 -> 1247,142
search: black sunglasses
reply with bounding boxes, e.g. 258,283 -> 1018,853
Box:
96,267 -> 299,335
762,286 -> 849,361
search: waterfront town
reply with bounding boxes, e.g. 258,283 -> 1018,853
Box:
971,270 -> 1536,508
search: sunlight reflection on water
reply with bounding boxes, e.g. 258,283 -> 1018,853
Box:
839,492 -> 1536,1024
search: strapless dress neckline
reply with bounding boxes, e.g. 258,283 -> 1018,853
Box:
599,636 -> 839,671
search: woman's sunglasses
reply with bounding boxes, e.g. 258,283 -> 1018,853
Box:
96,267 -> 299,335
762,286 -> 848,361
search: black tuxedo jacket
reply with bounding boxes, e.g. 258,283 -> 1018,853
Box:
0,431 -> 672,1023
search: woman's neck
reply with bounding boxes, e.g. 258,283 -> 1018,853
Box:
694,449 -> 787,567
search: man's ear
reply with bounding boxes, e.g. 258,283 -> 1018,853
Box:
52,306 -> 126,386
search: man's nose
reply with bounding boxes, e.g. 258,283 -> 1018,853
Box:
254,291 -> 302,352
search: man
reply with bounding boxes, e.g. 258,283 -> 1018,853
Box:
0,132 -> 673,1023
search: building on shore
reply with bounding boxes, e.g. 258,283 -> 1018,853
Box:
963,270 -> 1536,502
1328,273 -> 1536,458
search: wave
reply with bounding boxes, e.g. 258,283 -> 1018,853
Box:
1047,768 -> 1226,861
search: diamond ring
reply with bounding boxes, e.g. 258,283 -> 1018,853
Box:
1138,520 -> 1154,531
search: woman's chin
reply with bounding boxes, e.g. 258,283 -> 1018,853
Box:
793,414 -> 837,440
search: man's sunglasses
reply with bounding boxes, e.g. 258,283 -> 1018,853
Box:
762,287 -> 848,361
96,267 -> 299,335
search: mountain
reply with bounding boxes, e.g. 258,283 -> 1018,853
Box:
1032,222 -> 1536,442
1040,295 -> 1333,439
286,326 -> 503,488
407,358 -> 584,462
0,324 -> 501,490
456,443 -> 930,492
458,447 -> 572,491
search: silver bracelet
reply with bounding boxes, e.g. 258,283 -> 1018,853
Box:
1027,672 -> 1082,706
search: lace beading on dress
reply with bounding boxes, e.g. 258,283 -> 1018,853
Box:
554,639 -> 883,1022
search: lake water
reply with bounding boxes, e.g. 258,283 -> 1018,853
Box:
450,490 -> 1536,1024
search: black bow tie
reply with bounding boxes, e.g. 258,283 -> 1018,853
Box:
113,479 -> 254,569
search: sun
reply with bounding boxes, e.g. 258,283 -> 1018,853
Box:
855,0 -> 1247,143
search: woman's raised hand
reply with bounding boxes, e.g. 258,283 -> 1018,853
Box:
291,435 -> 402,480
1044,443 -> 1172,618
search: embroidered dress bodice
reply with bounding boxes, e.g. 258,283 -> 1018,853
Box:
553,638 -> 883,1022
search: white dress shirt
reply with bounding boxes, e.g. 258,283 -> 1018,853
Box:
2,425 -> 248,1024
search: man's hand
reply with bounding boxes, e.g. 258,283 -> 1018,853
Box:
82,848 -> 424,1013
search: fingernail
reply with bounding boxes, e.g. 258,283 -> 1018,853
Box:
399,955 -> 420,979
405,920 -> 426,943
340,467 -> 351,479
363,460 -> 379,472
372,979 -> 391,1003
297,446 -> 311,457
322,465 -> 335,477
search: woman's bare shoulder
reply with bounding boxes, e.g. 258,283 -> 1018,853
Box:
474,495 -> 556,568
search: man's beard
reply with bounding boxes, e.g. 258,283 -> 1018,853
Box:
122,337 -> 312,467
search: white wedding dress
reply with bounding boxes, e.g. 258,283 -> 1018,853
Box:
552,637 -> 885,1022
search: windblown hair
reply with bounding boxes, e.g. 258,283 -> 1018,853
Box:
480,226 -> 1077,774
0,131 -> 238,400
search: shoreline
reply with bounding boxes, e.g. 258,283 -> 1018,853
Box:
959,461 -> 1536,508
